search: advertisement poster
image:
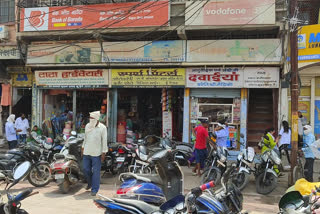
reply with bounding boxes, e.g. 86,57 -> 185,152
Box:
27,42 -> 101,64
35,69 -> 109,88
12,73 -> 33,87
20,1 -> 169,32
315,100 -> 320,139
185,0 -> 275,26
111,68 -> 185,88
297,24 -> 320,62
243,67 -> 279,88
187,39 -> 281,62
102,40 -> 185,62
162,111 -> 172,139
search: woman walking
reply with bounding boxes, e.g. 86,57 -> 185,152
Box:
276,121 -> 291,164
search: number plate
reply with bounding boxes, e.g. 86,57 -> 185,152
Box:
116,157 -> 125,162
55,174 -> 65,179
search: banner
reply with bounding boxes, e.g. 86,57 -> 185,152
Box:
187,39 -> 281,62
0,46 -> 20,59
297,24 -> 320,62
185,0 -> 275,26
186,67 -> 279,88
27,42 -> 101,64
12,73 -> 33,87
20,1 -> 169,32
102,40 -> 185,62
35,69 -> 108,88
111,68 -> 185,88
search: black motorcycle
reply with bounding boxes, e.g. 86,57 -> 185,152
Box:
101,142 -> 121,176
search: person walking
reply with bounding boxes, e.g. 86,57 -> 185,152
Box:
81,111 -> 108,196
302,125 -> 315,182
298,111 -> 308,148
276,121 -> 291,164
5,114 -> 19,149
15,113 -> 30,144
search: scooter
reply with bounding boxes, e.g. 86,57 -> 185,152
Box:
117,149 -> 183,205
50,132 -> 84,193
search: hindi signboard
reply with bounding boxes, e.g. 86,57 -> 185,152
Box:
20,1 -> 169,32
0,46 -> 20,59
111,68 -> 185,88
35,69 -> 109,88
186,67 -> 279,88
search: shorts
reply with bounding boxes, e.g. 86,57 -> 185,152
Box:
195,148 -> 207,169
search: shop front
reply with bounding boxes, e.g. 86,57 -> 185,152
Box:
33,69 -> 109,139
110,68 -> 185,143
184,67 -> 280,150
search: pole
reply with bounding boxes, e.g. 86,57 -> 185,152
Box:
289,0 -> 299,186
72,90 -> 76,131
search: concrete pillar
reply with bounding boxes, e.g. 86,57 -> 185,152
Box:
31,83 -> 38,127
110,89 -> 118,142
311,77 -> 315,134
280,88 -> 289,123
182,88 -> 190,143
72,90 -> 76,131
240,88 -> 248,149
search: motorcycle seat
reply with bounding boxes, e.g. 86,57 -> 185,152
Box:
120,173 -> 163,185
114,198 -> 159,213
0,154 -> 14,160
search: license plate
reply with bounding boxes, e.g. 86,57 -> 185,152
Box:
55,174 -> 65,179
116,157 -> 125,162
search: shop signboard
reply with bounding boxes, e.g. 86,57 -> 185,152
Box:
186,67 -> 279,88
297,24 -> 320,62
185,0 -> 275,26
20,1 -> 169,32
187,39 -> 281,62
0,46 -> 20,59
27,42 -> 101,64
35,69 -> 109,88
12,73 -> 33,87
315,100 -> 320,139
102,40 -> 185,62
111,68 -> 185,88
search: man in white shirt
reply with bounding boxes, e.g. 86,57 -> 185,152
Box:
15,113 -> 30,144
298,111 -> 308,148
81,111 -> 108,196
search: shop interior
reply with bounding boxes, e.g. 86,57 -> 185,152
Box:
12,88 -> 32,119
117,88 -> 184,143
41,89 -> 108,138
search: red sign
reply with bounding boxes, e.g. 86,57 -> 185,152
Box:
20,1 -> 169,32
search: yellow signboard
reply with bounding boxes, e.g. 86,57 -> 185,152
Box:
298,24 -> 320,62
12,73 -> 33,87
111,68 -> 185,88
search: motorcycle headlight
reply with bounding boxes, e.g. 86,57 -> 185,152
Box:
139,152 -> 148,161
220,154 -> 226,162
261,153 -> 269,162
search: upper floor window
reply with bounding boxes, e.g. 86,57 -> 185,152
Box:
0,0 -> 15,24
298,0 -> 320,25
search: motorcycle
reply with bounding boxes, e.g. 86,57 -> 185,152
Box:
172,141 -> 193,166
0,144 -> 51,187
117,149 -> 183,205
102,143 -> 121,176
50,133 -> 84,193
93,165 -> 244,214
0,161 -> 39,214
255,136 -> 281,195
201,143 -> 228,185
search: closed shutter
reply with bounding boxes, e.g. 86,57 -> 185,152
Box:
190,88 -> 240,98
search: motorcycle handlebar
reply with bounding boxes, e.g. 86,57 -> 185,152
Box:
13,189 -> 33,202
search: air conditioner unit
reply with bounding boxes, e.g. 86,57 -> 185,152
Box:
0,26 -> 9,40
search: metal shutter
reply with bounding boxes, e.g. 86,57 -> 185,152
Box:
190,88 -> 240,98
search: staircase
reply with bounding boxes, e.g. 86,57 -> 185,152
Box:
247,89 -> 274,148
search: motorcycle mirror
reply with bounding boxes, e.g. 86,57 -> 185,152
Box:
240,133 -> 244,138
8,161 -> 32,190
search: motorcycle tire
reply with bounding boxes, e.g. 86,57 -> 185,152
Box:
59,178 -> 71,194
232,171 -> 250,191
201,167 -> 221,185
255,172 -> 278,195
17,209 -> 29,214
293,165 -> 304,182
27,163 -> 51,187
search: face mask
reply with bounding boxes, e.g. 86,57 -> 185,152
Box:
304,129 -> 311,135
89,118 -> 96,124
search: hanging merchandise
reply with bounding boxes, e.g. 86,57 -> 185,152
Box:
117,121 -> 126,143
162,89 -> 167,111
1,84 -> 11,106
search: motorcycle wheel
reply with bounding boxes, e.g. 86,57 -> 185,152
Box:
111,166 -> 118,175
232,171 -> 250,191
293,165 -> 304,182
201,167 -> 221,185
27,163 -> 51,187
255,172 -> 278,195
59,178 -> 71,194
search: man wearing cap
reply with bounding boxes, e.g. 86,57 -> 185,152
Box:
82,111 -> 108,196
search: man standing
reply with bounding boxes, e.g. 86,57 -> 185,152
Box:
302,125 -> 315,182
15,113 -> 29,144
215,123 -> 229,147
192,119 -> 210,176
298,111 -> 308,148
5,114 -> 18,149
82,111 -> 108,196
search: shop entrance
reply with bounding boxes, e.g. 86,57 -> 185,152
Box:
117,88 -> 184,142
12,88 -> 32,118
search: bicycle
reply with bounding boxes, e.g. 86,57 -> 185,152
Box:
293,150 -> 305,182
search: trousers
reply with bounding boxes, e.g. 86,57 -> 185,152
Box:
83,155 -> 101,193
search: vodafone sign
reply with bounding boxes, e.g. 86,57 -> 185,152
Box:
186,0 -> 275,26
20,1 -> 169,32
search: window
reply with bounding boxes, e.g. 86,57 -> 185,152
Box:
0,0 -> 15,24
198,104 -> 233,124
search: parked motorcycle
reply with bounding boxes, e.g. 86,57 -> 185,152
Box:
201,143 -> 228,185
172,141 -> 193,166
50,133 -> 84,193
0,144 -> 51,187
101,143 -> 121,176
117,149 -> 183,205
93,165 -> 244,214
0,161 -> 39,214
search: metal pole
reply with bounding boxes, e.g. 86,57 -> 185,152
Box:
73,90 -> 76,131
289,0 -> 299,186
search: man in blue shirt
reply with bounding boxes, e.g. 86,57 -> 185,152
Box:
302,125 -> 315,182
5,114 -> 19,149
215,123 -> 229,147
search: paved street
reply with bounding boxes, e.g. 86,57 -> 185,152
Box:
1,166 -> 292,214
